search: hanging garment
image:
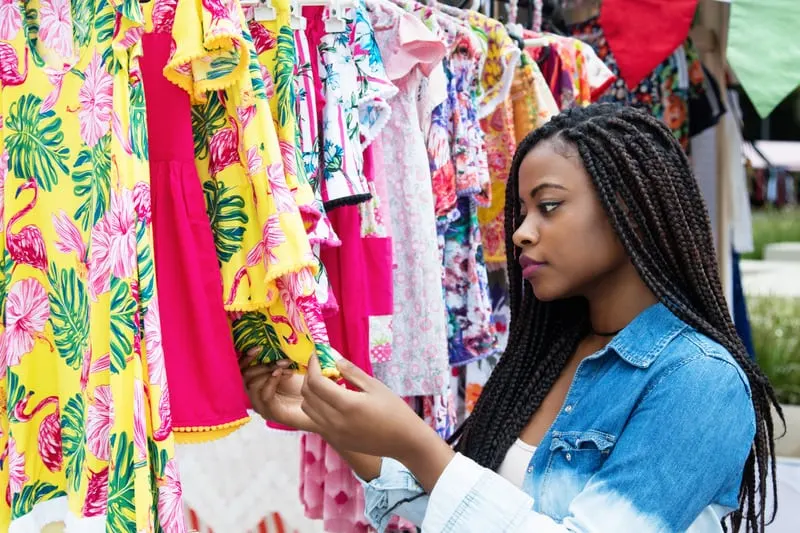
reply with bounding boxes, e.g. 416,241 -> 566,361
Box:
294,25 -> 340,316
168,0 -> 339,374
0,0 -> 186,529
307,1 -> 398,210
478,52 -> 559,265
365,0 -> 450,397
141,30 -> 250,443
568,16 -> 707,152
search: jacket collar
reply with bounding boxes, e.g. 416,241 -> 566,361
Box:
606,303 -> 688,368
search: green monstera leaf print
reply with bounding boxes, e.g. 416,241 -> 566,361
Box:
109,277 -> 136,374
203,180 -> 248,264
73,133 -> 112,231
231,312 -> 291,366
11,482 -> 66,520
136,221 -> 155,309
107,432 -> 136,533
61,394 -> 88,492
191,93 -> 228,160
5,94 -> 70,192
275,27 -> 297,127
48,264 -> 90,370
128,83 -> 149,160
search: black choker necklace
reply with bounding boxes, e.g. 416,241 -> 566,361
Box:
590,326 -> 622,337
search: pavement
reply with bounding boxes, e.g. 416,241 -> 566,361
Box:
740,259 -> 800,298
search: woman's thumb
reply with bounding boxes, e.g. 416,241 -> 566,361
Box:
336,358 -> 372,391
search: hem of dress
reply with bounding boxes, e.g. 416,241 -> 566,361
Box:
223,260 -> 319,313
174,415 -> 252,444
323,193 -> 373,212
8,496 -> 105,533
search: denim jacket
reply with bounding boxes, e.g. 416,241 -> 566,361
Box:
360,303 -> 756,532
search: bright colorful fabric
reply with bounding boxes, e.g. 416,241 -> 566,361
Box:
141,29 -> 250,443
0,0 -> 185,529
171,0 -> 338,375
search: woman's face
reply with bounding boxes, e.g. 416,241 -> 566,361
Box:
511,140 -> 629,302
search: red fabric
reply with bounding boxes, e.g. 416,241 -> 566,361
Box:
599,0 -> 698,89
141,32 -> 250,432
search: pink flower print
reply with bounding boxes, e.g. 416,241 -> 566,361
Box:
39,0 -> 74,59
86,385 -> 114,461
78,52 -> 113,147
261,65 -> 275,99
152,0 -> 178,33
158,459 -> 187,533
0,0 -> 21,41
237,104 -> 256,128
266,162 -> 294,213
132,181 -> 152,225
144,296 -> 166,389
88,188 -> 137,298
133,379 -> 148,461
42,66 -> 72,113
82,466 -> 109,517
278,140 -> 296,177
5,436 -> 28,500
246,146 -> 263,176
0,150 -> 6,232
0,279 -> 51,378
245,214 -> 286,269
248,21 -> 277,54
53,210 -> 87,260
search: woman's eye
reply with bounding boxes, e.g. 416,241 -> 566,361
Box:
538,201 -> 561,214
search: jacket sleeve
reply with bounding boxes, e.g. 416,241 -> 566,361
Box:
359,457 -> 430,531
420,355 -> 756,532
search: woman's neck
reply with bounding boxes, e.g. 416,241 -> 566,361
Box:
585,264 -> 658,335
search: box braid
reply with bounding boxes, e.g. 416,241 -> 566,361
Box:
449,104 -> 782,533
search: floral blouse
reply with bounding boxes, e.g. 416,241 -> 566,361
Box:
315,0 -> 398,209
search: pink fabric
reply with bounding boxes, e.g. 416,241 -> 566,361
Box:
141,32 -> 249,432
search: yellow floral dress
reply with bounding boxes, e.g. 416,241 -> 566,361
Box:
0,0 -> 185,530
167,0 -> 339,375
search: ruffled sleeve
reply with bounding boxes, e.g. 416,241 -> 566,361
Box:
164,0 -> 249,102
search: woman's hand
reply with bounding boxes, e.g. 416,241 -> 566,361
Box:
300,355 -> 454,492
240,349 -> 318,432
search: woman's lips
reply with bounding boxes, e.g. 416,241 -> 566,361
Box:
519,256 -> 546,278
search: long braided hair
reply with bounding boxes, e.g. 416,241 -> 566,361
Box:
450,104 -> 781,532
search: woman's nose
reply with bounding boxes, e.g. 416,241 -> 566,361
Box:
512,217 -> 539,248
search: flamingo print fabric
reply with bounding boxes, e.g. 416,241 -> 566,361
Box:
165,0 -> 340,375
0,0 -> 186,530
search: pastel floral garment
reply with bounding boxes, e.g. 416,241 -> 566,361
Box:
169,0 -> 338,375
0,0 -> 186,529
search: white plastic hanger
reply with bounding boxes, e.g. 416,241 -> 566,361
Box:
240,0 -> 277,21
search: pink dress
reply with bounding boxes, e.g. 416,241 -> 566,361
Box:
141,32 -> 250,440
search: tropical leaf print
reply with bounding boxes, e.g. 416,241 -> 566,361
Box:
247,46 -> 266,99
202,180 -> 248,264
109,277 -> 136,373
73,132 -> 112,231
6,370 -> 27,419
5,94 -> 70,192
95,0 -> 114,45
128,82 -> 148,160
207,54 -> 241,81
48,264 -> 90,370
275,27 -> 297,127
23,7 -> 45,68
136,221 -> 155,308
11,481 -> 65,519
72,0 -> 95,48
231,312 -> 289,365
191,93 -> 227,160
106,432 -> 136,533
61,394 -> 87,492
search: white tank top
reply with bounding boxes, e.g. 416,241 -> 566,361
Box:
497,438 -> 537,488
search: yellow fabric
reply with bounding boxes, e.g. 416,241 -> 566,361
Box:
0,0 -> 182,529
166,0 -> 338,376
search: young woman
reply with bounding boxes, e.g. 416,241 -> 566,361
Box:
241,104 -> 781,533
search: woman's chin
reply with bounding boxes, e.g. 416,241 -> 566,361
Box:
529,281 -> 562,302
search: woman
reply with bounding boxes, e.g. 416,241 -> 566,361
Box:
241,104 -> 781,532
